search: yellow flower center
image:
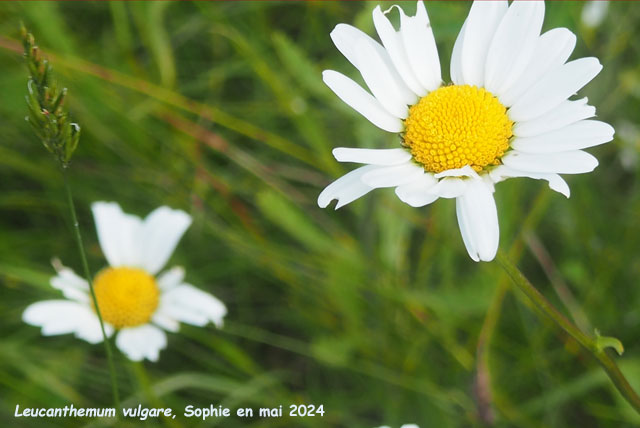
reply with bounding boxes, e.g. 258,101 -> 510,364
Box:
93,267 -> 160,329
403,85 -> 513,173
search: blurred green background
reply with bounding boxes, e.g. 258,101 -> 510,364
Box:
1,1 -> 639,427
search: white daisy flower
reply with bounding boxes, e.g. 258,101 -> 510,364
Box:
581,1 -> 609,29
318,1 -> 614,262
23,202 -> 227,362
376,425 -> 419,428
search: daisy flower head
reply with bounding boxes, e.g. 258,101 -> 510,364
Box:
318,1 -> 613,262
23,202 -> 227,362
377,425 -> 419,428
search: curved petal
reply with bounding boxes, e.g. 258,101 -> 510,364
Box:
434,165 -> 479,179
459,0 -> 508,87
323,70 -> 404,132
360,162 -> 425,188
399,1 -> 442,91
138,206 -> 192,275
455,180 -> 499,262
330,23 -> 390,73
395,173 -> 439,207
116,324 -> 167,362
450,21 -> 467,85
160,284 -> 227,328
332,148 -> 411,165
157,266 -> 186,291
92,201 -> 143,268
511,120 -> 614,153
50,261 -> 89,303
330,22 -> 414,105
428,177 -> 468,199
318,165 -> 377,209
484,1 -> 545,96
152,311 -> 180,333
508,57 -> 602,122
502,150 -> 599,174
355,37 -> 416,118
490,165 -> 570,198
499,28 -> 576,107
372,5 -> 426,96
513,98 -> 595,137
23,300 -> 112,344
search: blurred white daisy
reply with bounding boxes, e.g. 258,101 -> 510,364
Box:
377,425 -> 419,428
23,202 -> 227,362
318,1 -> 613,261
581,1 -> 609,29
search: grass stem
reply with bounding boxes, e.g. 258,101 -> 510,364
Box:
62,167 -> 121,414
495,249 -> 640,415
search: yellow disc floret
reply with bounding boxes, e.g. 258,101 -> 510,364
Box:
403,85 -> 513,173
93,267 -> 160,329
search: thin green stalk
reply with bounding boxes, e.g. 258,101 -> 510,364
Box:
495,249 -> 640,415
62,167 -> 121,413
129,362 -> 182,428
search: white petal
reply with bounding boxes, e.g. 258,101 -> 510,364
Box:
513,98 -> 596,137
23,300 -> 112,344
330,23 -> 415,105
160,284 -> 227,328
395,173 -> 439,207
373,5 -> 426,96
455,180 -> 499,262
459,0 -> 508,87
152,311 -> 180,333
50,262 -> 89,303
485,1 -> 545,95
116,325 -> 167,362
434,165 -> 479,179
78,324 -> 113,344
450,21 -> 467,85
323,70 -> 404,132
490,165 -> 570,198
511,120 -> 614,153
92,202 -> 143,267
428,177 -> 468,199
360,163 -> 425,188
355,37 -> 416,118
318,165 -> 377,209
508,57 -> 602,122
335,184 -> 373,209
157,266 -> 186,291
138,206 -> 192,275
502,150 -> 599,174
332,147 -> 411,165
330,23 -> 389,73
399,1 -> 442,91
499,28 -> 576,107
